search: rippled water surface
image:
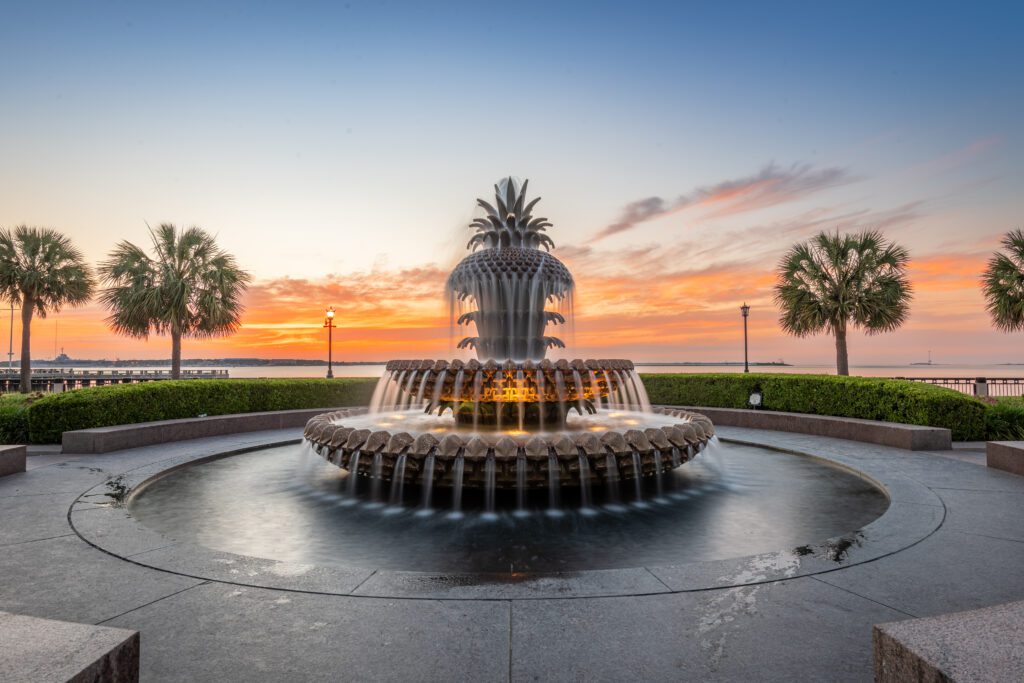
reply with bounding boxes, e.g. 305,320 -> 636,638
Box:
130,443 -> 888,573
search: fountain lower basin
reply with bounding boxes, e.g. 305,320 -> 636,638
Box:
303,406 -> 714,489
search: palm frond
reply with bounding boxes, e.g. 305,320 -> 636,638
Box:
0,225 -> 95,315
99,224 -> 251,341
774,229 -> 913,337
983,228 -> 1024,332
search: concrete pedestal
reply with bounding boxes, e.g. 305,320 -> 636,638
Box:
0,611 -> 139,682
0,445 -> 26,477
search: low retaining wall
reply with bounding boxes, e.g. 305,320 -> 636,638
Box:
0,610 -> 139,682
874,600 -> 1024,681
675,406 -> 952,451
0,445 -> 26,477
987,441 -> 1024,476
60,404 -> 954,455
62,408 -> 333,454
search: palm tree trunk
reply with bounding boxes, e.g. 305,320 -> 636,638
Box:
835,323 -> 850,376
170,329 -> 182,380
19,294 -> 33,393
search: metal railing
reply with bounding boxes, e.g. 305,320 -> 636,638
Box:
0,368 -> 229,392
895,377 -> 1024,398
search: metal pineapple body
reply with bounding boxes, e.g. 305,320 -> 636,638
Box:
447,178 -> 574,361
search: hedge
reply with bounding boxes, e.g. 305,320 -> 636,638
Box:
640,373 -> 987,442
0,373 -> 995,444
0,393 -> 33,444
985,398 -> 1024,441
24,378 -> 378,444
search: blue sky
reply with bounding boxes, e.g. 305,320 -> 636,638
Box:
1,1 -> 1022,362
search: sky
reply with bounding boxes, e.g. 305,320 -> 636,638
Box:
1,1 -> 1022,366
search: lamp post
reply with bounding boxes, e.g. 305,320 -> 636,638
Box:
324,307 -> 336,379
6,305 -> 13,371
740,303 -> 750,373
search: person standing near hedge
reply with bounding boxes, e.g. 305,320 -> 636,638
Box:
0,226 -> 95,393
774,229 -> 913,376
99,224 -> 251,380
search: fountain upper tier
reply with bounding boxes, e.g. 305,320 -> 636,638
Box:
374,358 -> 648,428
448,178 -> 574,361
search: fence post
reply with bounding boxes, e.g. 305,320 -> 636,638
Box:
974,377 -> 988,398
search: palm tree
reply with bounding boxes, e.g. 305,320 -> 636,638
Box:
774,229 -> 912,376
982,229 -> 1024,332
0,226 -> 95,393
99,224 -> 251,379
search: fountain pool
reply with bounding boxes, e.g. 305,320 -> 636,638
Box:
129,441 -> 888,574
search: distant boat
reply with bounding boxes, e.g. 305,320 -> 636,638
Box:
911,350 -> 933,366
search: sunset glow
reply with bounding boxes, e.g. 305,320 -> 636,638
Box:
1,2 -> 1021,367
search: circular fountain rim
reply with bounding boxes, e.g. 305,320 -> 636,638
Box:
68,426 -> 943,601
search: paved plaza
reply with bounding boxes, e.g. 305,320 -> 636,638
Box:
3,427 -> 1024,681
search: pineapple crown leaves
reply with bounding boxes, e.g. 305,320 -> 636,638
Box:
466,178 -> 556,252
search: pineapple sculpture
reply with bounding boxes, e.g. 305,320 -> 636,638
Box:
447,177 -> 574,361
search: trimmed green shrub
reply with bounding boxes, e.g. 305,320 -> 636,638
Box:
640,373 -> 987,441
10,373 -> 1000,444
26,378 -> 378,444
985,398 -> 1024,440
0,393 -> 33,444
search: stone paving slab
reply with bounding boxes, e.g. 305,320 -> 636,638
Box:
936,487 -> 1024,543
351,566 -> 672,600
816,528 -> 1024,618
510,575 -> 907,682
0,535 -> 203,624
70,506 -> 177,557
891,456 -> 1024,493
104,581 -> 510,682
0,462 -> 117,499
0,492 -> 86,546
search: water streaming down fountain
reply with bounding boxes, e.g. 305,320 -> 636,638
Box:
389,454 -> 407,506
578,453 -> 593,511
303,177 -> 715,510
547,452 -> 560,511
450,454 -> 465,517
515,456 -> 527,513
631,452 -> 644,506
484,455 -> 496,516
605,452 -> 621,509
417,453 -> 436,515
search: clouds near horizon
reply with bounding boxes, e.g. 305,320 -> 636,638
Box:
593,163 -> 856,240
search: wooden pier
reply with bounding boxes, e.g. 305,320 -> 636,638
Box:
0,368 -> 229,392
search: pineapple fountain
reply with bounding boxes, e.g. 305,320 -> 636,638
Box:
303,178 -> 714,509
